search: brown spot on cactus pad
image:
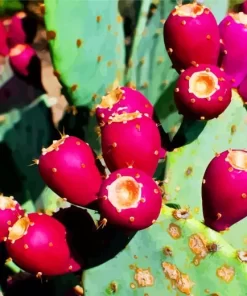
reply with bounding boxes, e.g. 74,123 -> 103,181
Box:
231,125 -> 236,135
162,262 -> 194,295
185,166 -> 193,176
71,84 -> 78,92
188,234 -> 208,259
167,223 -> 181,239
163,246 -> 173,256
172,209 -> 190,220
237,250 -> 247,262
46,30 -> 56,40
134,268 -> 154,287
216,265 -> 235,282
76,39 -> 82,48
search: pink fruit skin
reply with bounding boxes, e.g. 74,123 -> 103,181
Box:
238,75 -> 247,103
6,213 -> 78,276
0,21 -> 9,56
101,115 -> 161,176
0,198 -> 24,242
9,44 -> 36,76
219,14 -> 247,87
38,136 -> 102,207
163,5 -> 220,72
174,64 -> 232,120
241,1 -> 247,14
98,168 -> 162,230
7,14 -> 26,47
96,87 -> 153,124
202,150 -> 247,231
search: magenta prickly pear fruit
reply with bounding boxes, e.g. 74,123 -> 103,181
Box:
240,1 -> 247,14
0,195 -> 24,242
202,149 -> 247,231
98,168 -> 162,230
9,43 -> 36,76
219,12 -> 247,87
174,64 -> 232,120
38,134 -> 102,207
7,12 -> 27,47
101,112 -> 161,176
163,3 -> 220,72
5,212 -> 78,276
96,87 -> 153,125
238,75 -> 247,103
0,21 -> 9,56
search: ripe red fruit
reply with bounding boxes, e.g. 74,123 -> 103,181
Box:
38,135 -> 102,207
163,3 -> 220,72
0,21 -> 9,56
0,195 -> 24,242
202,149 -> 247,231
219,12 -> 247,87
101,112 -> 161,176
5,213 -> 79,276
242,1 -> 247,14
174,64 -> 232,120
95,87 -> 153,125
7,12 -> 27,47
98,168 -> 162,230
9,44 -> 36,76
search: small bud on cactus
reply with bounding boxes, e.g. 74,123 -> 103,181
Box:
0,195 -> 24,242
7,12 -> 27,47
238,75 -> 247,103
0,21 -> 9,56
9,43 -> 36,76
202,149 -> 247,231
98,168 -> 162,230
163,3 -> 220,72
38,135 -> 102,207
101,112 -> 161,176
219,12 -> 247,87
174,64 -> 232,120
6,213 -> 79,276
96,87 -> 153,125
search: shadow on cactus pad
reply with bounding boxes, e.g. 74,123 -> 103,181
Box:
53,206 -> 136,270
3,271 -> 79,296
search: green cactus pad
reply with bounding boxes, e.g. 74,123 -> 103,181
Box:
83,205 -> 247,295
44,0 -> 125,107
0,0 -> 23,15
44,0 -> 125,151
164,90 -> 247,250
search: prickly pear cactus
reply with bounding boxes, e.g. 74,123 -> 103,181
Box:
44,0 -> 125,150
84,206 -> 247,295
0,60 -> 58,212
43,0 -> 247,295
0,0 -> 23,15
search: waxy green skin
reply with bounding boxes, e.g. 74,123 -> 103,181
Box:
43,0 -> 247,295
